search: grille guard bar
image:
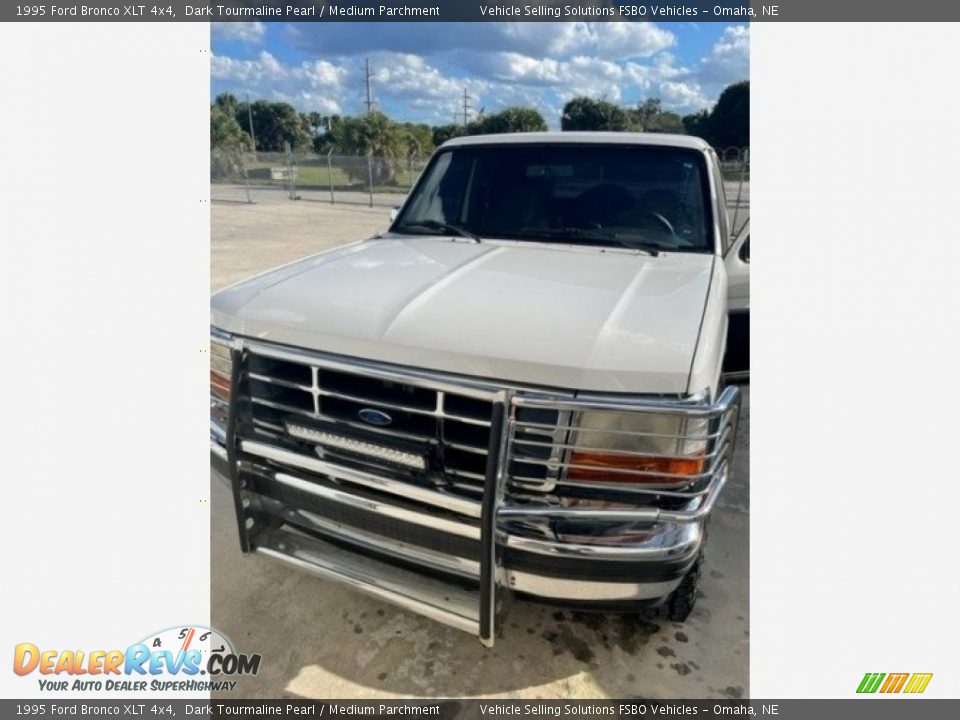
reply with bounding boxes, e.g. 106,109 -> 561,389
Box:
218,335 -> 740,647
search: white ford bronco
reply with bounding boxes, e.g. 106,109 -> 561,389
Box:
210,132 -> 744,646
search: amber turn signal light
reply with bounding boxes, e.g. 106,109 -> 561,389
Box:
210,370 -> 231,401
567,451 -> 704,484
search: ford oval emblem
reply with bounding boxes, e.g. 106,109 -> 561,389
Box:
358,408 -> 393,426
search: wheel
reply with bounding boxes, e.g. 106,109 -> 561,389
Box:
661,541 -> 706,622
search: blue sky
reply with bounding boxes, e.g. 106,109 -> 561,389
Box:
211,22 -> 748,127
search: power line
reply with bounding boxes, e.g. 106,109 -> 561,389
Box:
462,88 -> 471,127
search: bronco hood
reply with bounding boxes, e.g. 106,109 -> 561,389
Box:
211,236 -> 715,394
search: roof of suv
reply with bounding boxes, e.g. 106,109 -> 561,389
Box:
440,131 -> 711,151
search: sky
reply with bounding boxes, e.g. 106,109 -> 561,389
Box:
211,22 -> 748,128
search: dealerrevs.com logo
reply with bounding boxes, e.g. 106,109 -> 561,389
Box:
13,625 -> 261,692
857,672 -> 933,694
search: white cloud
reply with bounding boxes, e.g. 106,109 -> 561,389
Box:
468,50 -> 704,110
374,54 -> 465,100
368,54 -> 492,124
211,22 -> 265,44
210,23 -> 748,125
564,56 -> 628,100
483,53 -> 563,84
581,22 -> 677,59
659,81 -> 709,111
699,25 -> 749,84
211,51 -> 345,114
500,22 -> 675,60
283,21 -> 674,61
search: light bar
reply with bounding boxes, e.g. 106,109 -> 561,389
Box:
285,423 -> 427,471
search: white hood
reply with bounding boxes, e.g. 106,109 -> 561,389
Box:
211,236 -> 715,394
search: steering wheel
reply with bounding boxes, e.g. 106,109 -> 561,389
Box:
637,211 -> 675,235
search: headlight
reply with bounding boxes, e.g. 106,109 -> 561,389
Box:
566,410 -> 709,486
210,331 -> 233,438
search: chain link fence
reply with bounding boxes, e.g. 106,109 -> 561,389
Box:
211,144 -> 425,207
717,146 -> 750,236
212,144 -> 749,232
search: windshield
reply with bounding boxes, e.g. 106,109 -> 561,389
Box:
394,143 -> 714,253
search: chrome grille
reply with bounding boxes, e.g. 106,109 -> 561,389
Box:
232,339 -> 740,515
239,344 -> 497,498
508,406 -> 571,491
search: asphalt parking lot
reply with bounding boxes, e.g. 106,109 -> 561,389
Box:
211,194 -> 750,699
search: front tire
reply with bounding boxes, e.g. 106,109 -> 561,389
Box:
662,550 -> 703,622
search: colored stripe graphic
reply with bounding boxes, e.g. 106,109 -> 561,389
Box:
857,673 -> 885,693
903,673 -> 933,694
857,672 -> 933,694
880,673 -> 909,693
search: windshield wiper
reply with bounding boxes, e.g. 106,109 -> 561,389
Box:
396,220 -> 481,243
517,227 -> 662,256
604,238 -> 666,256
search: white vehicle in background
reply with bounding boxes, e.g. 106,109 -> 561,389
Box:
210,132 -> 746,646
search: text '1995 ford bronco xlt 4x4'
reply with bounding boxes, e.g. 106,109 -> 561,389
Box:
210,132 -> 744,646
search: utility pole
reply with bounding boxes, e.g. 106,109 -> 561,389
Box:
364,58 -> 374,114
245,93 -> 257,160
364,57 -> 375,209
462,88 -> 471,127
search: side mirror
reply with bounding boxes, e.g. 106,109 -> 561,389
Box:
739,237 -> 750,264
389,207 -> 400,223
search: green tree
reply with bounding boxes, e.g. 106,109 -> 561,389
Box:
650,111 -> 685,133
306,112 -> 326,137
214,92 -> 239,117
631,99 -> 685,134
326,112 -> 408,184
396,122 -> 435,158
210,105 -> 250,150
210,103 -> 251,181
470,107 -> 547,135
682,109 -> 710,138
312,114 -> 342,154
331,111 -> 401,156
432,107 -> 546,146
234,100 -> 311,152
432,124 -> 465,147
706,80 -> 749,148
561,97 -> 633,131
633,98 -> 662,131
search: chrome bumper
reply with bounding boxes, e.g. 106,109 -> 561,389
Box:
211,395 -> 736,645
212,442 -> 712,602
212,452 -> 706,642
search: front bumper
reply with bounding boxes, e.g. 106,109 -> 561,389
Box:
212,444 -> 710,603
211,336 -> 740,645
211,456 -> 710,639
211,388 -> 738,645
